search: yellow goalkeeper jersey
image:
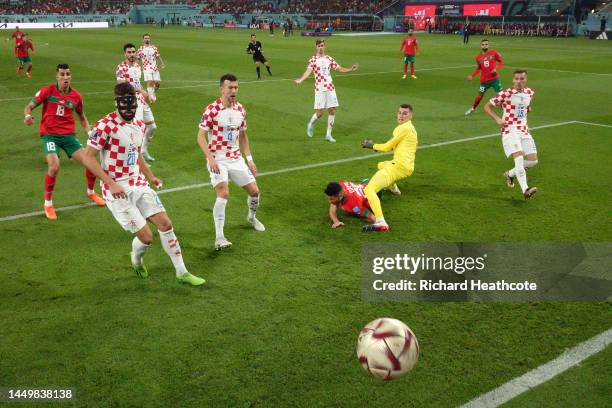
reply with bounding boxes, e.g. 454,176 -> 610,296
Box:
373,120 -> 418,170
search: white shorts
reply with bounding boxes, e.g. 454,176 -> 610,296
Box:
502,132 -> 537,158
106,186 -> 165,233
136,102 -> 155,123
143,70 -> 161,82
314,90 -> 339,110
208,158 -> 256,188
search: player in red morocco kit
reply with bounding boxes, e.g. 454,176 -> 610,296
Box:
324,181 -> 376,228
399,30 -> 419,80
15,33 -> 34,77
465,39 -> 504,115
23,64 -> 106,220
85,82 -> 205,286
484,69 -> 538,200
197,74 -> 265,251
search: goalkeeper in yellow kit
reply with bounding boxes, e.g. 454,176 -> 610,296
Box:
361,104 -> 418,232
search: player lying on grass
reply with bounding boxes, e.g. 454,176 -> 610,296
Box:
360,104 -> 418,232
325,181 -> 377,228
484,69 -> 538,199
23,63 -> 105,220
84,82 -> 205,286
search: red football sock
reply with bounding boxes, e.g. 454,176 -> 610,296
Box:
472,94 -> 484,109
403,63 -> 408,75
410,63 -> 415,75
44,174 -> 56,202
26,64 -> 32,73
85,169 -> 96,191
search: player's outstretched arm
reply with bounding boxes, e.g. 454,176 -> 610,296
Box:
294,68 -> 312,84
336,63 -> 358,73
78,112 -> 91,133
137,154 -> 162,189
197,128 -> 219,174
23,101 -> 38,125
329,204 -> 344,228
73,146 -> 127,199
484,101 -> 504,126
239,130 -> 257,176
157,55 -> 165,69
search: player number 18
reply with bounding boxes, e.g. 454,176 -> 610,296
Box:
55,105 -> 65,116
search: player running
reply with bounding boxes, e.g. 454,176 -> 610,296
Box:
197,74 -> 265,251
400,30 -> 419,79
84,82 -> 205,285
116,43 -> 157,162
484,69 -> 538,200
294,39 -> 358,143
324,181 -> 376,228
23,63 -> 106,220
360,104 -> 418,232
246,34 -> 272,79
137,34 -> 165,102
15,33 -> 34,77
465,39 -> 504,115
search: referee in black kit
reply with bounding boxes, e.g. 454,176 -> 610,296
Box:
246,34 -> 272,79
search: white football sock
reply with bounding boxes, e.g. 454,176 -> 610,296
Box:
326,114 -> 335,137
513,156 -> 528,193
145,123 -> 157,142
247,194 -> 260,219
147,86 -> 156,99
524,159 -> 538,168
44,199 -> 53,207
213,197 -> 228,239
375,217 -> 386,225
308,113 -> 320,126
87,188 -> 95,195
158,228 -> 187,276
131,236 -> 150,266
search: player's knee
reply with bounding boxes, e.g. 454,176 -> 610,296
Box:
216,187 -> 229,200
48,163 -> 60,176
315,110 -> 324,118
328,108 -> 336,115
157,219 -> 173,232
137,228 -> 154,245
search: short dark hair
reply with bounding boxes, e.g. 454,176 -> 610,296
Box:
220,73 -> 238,86
115,82 -> 136,96
316,39 -> 325,46
400,104 -> 413,111
481,38 -> 489,42
56,63 -> 70,71
324,182 -> 342,196
123,43 -> 136,51
143,33 -> 150,37
513,69 -> 528,75
251,33 -> 256,37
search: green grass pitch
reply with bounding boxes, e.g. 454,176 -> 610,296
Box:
0,27 -> 611,407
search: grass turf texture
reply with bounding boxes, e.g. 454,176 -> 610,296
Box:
0,27 -> 611,407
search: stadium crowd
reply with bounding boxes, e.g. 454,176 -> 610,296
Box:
0,0 -> 90,15
441,21 -> 571,37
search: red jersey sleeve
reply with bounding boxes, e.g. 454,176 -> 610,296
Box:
329,57 -> 338,70
199,105 -> 216,131
75,93 -> 84,115
32,86 -> 49,106
239,105 -> 247,131
307,56 -> 316,71
494,50 -> 504,69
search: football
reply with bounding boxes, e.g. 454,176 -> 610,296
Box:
357,318 -> 419,380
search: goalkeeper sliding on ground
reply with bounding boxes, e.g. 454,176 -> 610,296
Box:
360,104 -> 418,232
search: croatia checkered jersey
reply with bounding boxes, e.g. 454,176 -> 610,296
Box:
137,45 -> 160,72
308,55 -> 339,92
87,112 -> 148,198
199,99 -> 247,161
490,87 -> 534,135
115,61 -> 146,105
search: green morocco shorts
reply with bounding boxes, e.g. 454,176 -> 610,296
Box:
41,134 -> 83,158
17,56 -> 32,64
403,55 -> 415,63
478,78 -> 502,94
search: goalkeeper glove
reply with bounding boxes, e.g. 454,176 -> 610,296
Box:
361,139 -> 374,149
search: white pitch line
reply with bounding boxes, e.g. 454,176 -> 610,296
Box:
0,65 -> 473,103
459,327 -> 612,408
0,120 -> 578,223
574,121 -> 612,129
519,66 -> 612,76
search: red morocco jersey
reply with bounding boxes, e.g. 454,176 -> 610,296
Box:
475,50 -> 503,83
400,35 -> 418,56
339,181 -> 371,217
31,84 -> 84,136
15,40 -> 33,58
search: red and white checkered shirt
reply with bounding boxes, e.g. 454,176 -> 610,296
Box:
87,112 -> 148,199
137,45 -> 160,72
199,98 -> 247,161
115,60 -> 146,105
490,87 -> 534,136
308,55 -> 339,92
